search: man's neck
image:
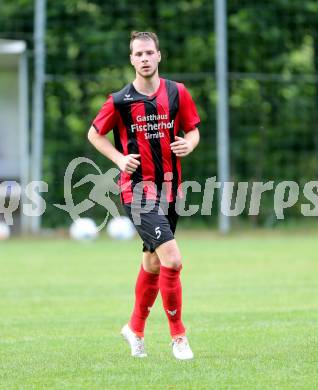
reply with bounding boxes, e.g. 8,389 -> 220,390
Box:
133,74 -> 161,96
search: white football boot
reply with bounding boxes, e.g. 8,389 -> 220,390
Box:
171,336 -> 194,360
121,324 -> 147,358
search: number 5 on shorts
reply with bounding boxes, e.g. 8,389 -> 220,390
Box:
155,226 -> 161,239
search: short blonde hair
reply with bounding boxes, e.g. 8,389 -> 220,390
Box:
130,31 -> 160,52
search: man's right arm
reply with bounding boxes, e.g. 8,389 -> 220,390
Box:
87,126 -> 140,174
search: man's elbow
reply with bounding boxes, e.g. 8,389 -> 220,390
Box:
87,126 -> 98,143
192,127 -> 200,145
195,128 -> 200,143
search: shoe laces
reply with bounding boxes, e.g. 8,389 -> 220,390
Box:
171,336 -> 188,352
134,337 -> 145,354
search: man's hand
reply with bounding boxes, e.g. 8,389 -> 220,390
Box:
117,154 -> 141,174
170,136 -> 194,157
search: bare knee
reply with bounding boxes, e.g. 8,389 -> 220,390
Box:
155,240 -> 182,270
143,252 -> 160,274
163,254 -> 182,269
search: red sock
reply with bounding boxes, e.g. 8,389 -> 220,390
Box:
159,265 -> 185,337
129,265 -> 159,337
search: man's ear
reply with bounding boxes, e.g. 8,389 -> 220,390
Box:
158,50 -> 161,63
130,54 -> 134,66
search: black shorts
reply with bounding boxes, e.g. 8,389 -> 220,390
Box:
123,200 -> 178,253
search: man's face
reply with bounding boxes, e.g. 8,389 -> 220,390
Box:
130,39 -> 161,78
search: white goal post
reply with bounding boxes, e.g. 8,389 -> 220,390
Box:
0,39 -> 30,234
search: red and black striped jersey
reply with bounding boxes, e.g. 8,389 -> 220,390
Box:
92,78 -> 200,203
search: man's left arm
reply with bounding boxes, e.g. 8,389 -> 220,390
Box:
170,128 -> 200,157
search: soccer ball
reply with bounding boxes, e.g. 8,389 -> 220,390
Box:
69,218 -> 99,241
0,222 -> 10,241
106,216 -> 136,240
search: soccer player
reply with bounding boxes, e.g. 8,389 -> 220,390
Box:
88,31 -> 200,360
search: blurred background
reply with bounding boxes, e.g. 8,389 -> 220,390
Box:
1,3 -> 318,388
1,0 -> 318,234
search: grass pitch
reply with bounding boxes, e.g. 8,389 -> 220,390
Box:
0,231 -> 317,389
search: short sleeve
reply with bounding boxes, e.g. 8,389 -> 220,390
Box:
92,95 -> 118,135
179,84 -> 200,133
